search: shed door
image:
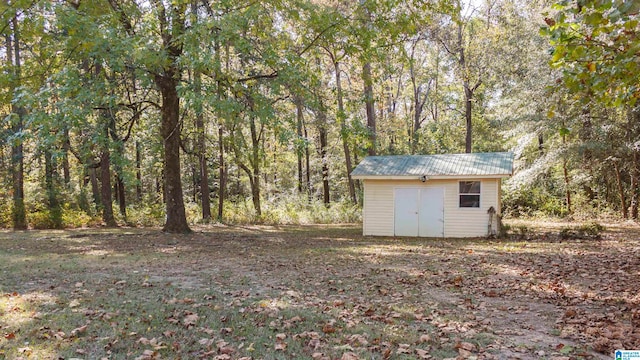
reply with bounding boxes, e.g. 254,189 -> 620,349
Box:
394,188 -> 420,236
394,187 -> 444,237
419,187 -> 444,237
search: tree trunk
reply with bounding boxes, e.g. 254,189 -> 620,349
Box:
62,127 -> 71,185
318,105 -> 330,205
363,61 -> 376,156
117,175 -> 126,221
295,96 -> 304,194
631,151 -> 639,220
100,145 -> 116,227
218,125 -> 225,221
563,157 -> 572,214
455,11 -> 478,154
561,131 -> 572,214
304,119 -> 311,200
334,60 -> 357,204
613,161 -> 628,219
409,43 -> 430,154
157,74 -> 190,232
249,114 -> 262,216
628,107 -> 640,219
90,167 -> 101,208
538,134 -> 544,155
432,50 -> 440,123
7,13 -> 26,230
464,84 -> 473,153
136,141 -> 142,202
45,150 -> 63,229
194,67 -> 211,221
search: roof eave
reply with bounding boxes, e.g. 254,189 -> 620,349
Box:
351,174 -> 513,180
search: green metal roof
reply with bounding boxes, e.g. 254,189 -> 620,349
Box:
351,152 -> 513,178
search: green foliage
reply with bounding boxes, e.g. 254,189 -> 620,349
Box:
4,0 -> 639,230
503,183 -> 567,218
559,221 -> 604,240
124,204 -> 166,228
28,207 -> 99,230
0,200 -> 11,229
543,0 -> 640,107
220,196 -> 361,225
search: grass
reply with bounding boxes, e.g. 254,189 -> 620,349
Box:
1,221 -> 637,359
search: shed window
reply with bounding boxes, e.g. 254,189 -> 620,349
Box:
459,181 -> 480,208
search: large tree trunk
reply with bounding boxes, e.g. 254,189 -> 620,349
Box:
7,13 -> 26,230
334,61 -> 357,204
363,62 -> 376,156
157,75 -> 190,232
99,143 -> 116,227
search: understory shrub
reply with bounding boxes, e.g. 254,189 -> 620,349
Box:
559,221 -> 605,240
1,195 -> 361,229
0,200 -> 11,228
502,186 -> 567,218
219,195 -> 361,225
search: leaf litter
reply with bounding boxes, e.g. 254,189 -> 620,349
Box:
0,223 -> 638,359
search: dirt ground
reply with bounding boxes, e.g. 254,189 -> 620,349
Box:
0,221 -> 639,359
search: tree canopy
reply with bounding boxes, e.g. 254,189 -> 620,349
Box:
1,0 -> 639,230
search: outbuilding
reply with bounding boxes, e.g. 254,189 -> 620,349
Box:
351,152 -> 514,238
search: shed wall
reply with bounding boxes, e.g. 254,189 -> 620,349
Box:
362,178 -> 501,237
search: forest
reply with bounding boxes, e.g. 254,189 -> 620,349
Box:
1,0 -> 639,232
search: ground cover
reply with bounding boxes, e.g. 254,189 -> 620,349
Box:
1,221 -> 638,359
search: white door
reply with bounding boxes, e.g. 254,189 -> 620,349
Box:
394,187 -> 444,237
394,188 -> 419,236
419,187 -> 444,237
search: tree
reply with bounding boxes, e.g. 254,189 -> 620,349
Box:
4,1 -> 27,229
433,0 -> 488,153
107,0 -> 190,232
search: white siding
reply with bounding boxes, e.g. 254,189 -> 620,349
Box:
363,181 -> 394,236
362,178 -> 502,238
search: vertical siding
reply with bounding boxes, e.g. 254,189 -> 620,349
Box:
362,178 -> 501,238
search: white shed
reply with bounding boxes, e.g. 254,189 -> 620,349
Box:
351,152 -> 514,238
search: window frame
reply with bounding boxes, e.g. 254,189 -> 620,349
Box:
459,180 -> 481,208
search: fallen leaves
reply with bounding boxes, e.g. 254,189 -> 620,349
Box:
70,324 -> 88,337
134,349 -> 160,360
182,312 -> 199,328
2,224 -> 639,359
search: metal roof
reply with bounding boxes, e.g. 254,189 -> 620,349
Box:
351,152 -> 514,179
